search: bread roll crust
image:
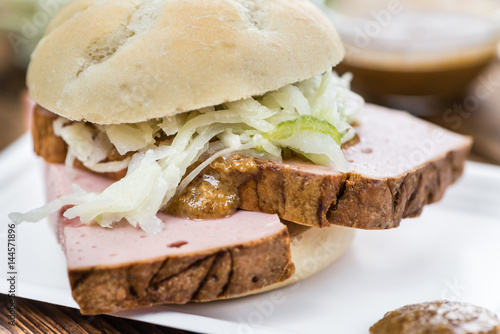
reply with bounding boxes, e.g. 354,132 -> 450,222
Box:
239,223 -> 354,297
27,0 -> 344,124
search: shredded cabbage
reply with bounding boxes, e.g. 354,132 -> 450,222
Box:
105,122 -> 156,155
9,71 -> 364,234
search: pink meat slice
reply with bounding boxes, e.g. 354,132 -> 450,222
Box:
46,164 -> 288,269
44,164 -> 294,314
288,106 -> 469,177
236,106 -> 472,229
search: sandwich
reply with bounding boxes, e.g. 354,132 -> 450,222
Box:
10,0 -> 472,315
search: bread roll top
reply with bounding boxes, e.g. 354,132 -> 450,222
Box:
27,0 -> 345,124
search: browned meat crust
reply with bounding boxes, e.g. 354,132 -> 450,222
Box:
33,105 -> 127,180
32,105 -> 67,163
68,229 -> 293,315
237,148 -> 468,229
34,104 -> 472,230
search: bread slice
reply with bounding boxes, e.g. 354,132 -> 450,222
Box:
35,104 -> 472,230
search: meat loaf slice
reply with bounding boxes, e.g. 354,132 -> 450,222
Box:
237,105 -> 472,229
45,164 -> 294,315
34,104 -> 472,230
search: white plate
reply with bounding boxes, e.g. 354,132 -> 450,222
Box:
1,135 -> 500,334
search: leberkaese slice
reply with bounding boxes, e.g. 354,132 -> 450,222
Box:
36,104 -> 472,230
46,163 -> 295,314
238,104 -> 472,229
47,163 -> 355,315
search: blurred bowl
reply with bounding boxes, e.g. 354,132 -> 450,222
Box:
321,0 -> 500,114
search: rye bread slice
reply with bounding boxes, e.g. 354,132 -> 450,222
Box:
46,164 -> 294,315
34,104 -> 472,230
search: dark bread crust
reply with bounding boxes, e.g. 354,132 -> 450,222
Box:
34,104 -> 472,230
68,229 -> 294,315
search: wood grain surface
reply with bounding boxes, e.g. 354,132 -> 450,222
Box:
0,294 -> 195,334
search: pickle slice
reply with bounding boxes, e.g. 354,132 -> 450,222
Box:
265,115 -> 342,146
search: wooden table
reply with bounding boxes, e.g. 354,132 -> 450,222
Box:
1,61 -> 500,334
0,294 -> 191,333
